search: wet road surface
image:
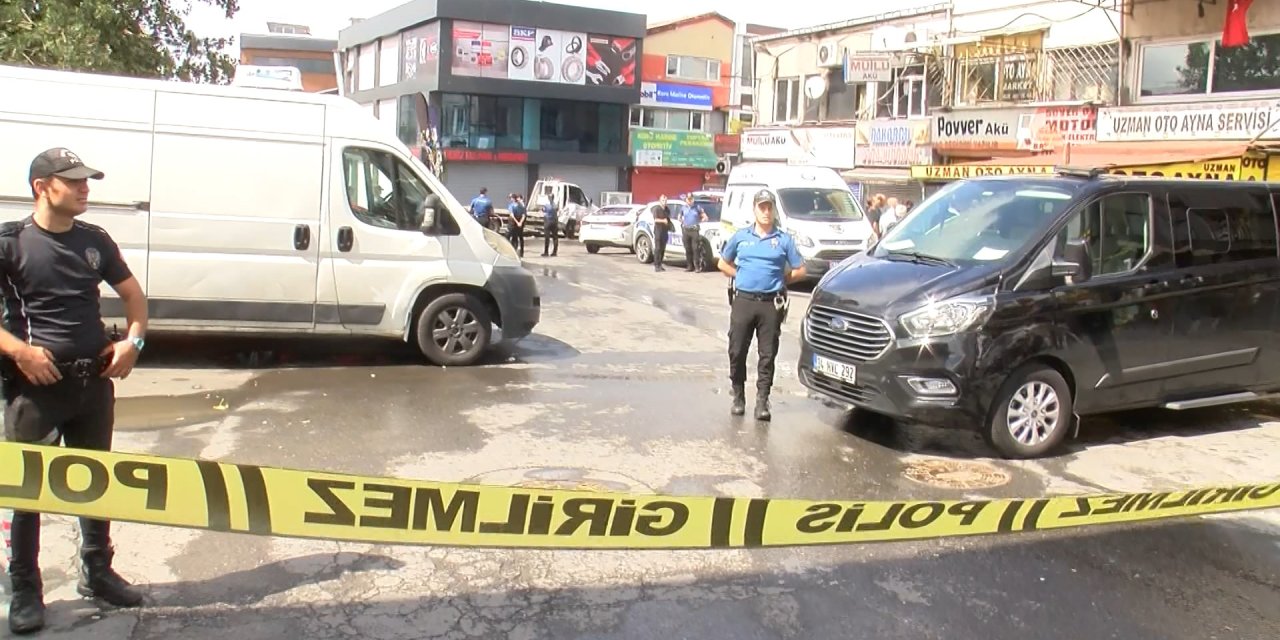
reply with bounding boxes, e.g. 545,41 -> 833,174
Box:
6,240 -> 1279,639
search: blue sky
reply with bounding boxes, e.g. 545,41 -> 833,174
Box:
185,0 -> 933,52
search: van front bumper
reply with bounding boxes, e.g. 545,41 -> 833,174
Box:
797,322 -> 996,432
485,265 -> 541,342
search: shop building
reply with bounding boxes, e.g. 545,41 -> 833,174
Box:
336,0 -> 645,205
627,12 -> 735,202
239,26 -> 338,93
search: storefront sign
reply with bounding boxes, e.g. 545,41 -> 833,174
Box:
1106,155 -> 1269,181
400,22 -> 441,82
855,120 -> 932,167
450,22 -> 636,87
714,133 -> 740,155
1097,99 -> 1280,142
910,164 -> 1053,180
844,54 -> 893,83
630,130 -> 717,169
443,149 -> 529,163
640,82 -> 713,111
741,126 -> 857,170
933,106 -> 1097,152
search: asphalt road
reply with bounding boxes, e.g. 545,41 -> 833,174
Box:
5,239 -> 1279,639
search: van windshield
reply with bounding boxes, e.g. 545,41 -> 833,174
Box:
870,179 -> 1075,267
778,188 -> 864,221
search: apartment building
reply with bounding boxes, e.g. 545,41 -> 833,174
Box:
628,12 -> 735,200
239,23 -> 339,93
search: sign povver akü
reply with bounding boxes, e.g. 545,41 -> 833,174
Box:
0,442 -> 1275,550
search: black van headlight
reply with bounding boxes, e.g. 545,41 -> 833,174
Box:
899,295 -> 994,339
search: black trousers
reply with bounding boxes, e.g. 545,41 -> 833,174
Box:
508,222 -> 525,255
543,219 -> 559,255
3,374 -> 116,577
728,295 -> 785,393
653,224 -> 668,267
682,227 -> 701,270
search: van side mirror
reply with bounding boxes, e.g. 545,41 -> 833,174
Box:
420,195 -> 442,234
1052,238 -> 1092,281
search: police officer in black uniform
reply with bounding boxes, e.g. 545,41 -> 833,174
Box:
1,148 -> 150,634
718,189 -> 805,421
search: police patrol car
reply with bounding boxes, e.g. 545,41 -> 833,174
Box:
631,191 -> 732,272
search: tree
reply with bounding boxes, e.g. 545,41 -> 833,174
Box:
0,0 -> 240,84
1176,36 -> 1280,94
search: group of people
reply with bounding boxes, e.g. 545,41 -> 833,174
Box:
865,193 -> 914,239
467,187 -> 560,258
647,193 -> 708,272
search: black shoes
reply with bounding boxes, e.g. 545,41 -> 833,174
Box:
755,391 -> 772,421
77,548 -> 144,608
8,574 -> 45,635
730,386 -> 746,416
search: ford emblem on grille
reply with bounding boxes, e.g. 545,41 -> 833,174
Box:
829,317 -> 849,332
831,224 -> 843,233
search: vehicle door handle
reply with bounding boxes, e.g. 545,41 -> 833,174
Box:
1180,274 -> 1204,286
337,226 -> 354,253
293,224 -> 311,250
1138,280 -> 1166,295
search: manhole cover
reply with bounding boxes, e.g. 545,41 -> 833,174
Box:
903,459 -> 1011,489
466,467 -> 653,494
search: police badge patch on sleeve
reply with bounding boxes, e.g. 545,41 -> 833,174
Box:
85,247 -> 101,270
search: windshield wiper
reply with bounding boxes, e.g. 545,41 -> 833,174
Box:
884,250 -> 956,267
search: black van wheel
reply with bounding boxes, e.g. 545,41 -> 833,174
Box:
415,293 -> 492,367
635,235 -> 653,264
986,363 -> 1073,459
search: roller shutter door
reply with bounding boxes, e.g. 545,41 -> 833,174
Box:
632,168 -> 703,204
443,164 -> 528,206
537,164 -> 620,206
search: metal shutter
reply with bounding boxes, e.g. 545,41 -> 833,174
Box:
537,164 -> 620,206
444,164 -> 528,207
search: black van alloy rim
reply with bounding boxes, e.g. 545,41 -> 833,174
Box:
1007,381 -> 1060,446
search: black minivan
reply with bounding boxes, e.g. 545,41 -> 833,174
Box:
798,170 -> 1280,458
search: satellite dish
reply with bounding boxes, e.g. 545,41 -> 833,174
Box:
804,75 -> 828,100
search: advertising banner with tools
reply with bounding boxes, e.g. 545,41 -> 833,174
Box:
0,443 -> 1275,550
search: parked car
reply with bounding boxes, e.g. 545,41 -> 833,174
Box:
799,170 -> 1280,459
632,192 -> 729,272
580,203 -> 644,253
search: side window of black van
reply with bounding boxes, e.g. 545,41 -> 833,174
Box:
1168,189 -> 1277,267
1057,193 -> 1152,276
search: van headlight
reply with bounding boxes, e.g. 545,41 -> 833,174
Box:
483,228 -> 520,261
899,295 -> 993,339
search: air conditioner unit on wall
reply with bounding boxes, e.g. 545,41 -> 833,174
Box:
816,41 -> 842,68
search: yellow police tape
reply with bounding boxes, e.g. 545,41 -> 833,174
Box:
0,442 -> 1276,549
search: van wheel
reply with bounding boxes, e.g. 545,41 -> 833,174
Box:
635,235 -> 653,264
415,293 -> 492,367
585,243 -> 601,254
986,363 -> 1073,459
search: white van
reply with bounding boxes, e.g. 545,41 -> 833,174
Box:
722,162 -> 872,281
0,64 -> 540,367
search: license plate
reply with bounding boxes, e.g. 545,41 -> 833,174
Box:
813,354 -> 856,384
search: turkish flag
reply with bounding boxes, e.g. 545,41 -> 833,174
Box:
1222,0 -> 1254,48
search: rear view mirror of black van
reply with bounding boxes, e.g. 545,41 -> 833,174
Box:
1052,238 -> 1092,281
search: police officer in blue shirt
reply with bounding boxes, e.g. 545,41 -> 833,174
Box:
541,194 -> 559,256
679,193 -> 708,271
469,188 -> 494,229
718,189 -> 805,420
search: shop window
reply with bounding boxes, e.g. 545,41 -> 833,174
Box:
774,77 -> 800,122
468,96 -> 523,150
599,104 -> 624,153
248,55 -> 335,75
629,108 -> 706,132
440,93 -> 470,147
802,75 -> 821,121
740,39 -> 753,87
824,77 -> 856,121
873,65 -> 931,118
396,94 -> 419,146
667,54 -> 720,82
690,112 -> 706,131
1138,31 -> 1280,98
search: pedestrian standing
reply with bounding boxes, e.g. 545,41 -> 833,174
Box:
679,193 -> 708,271
651,195 -> 671,272
541,194 -> 559,256
507,193 -> 526,257
469,187 -> 494,229
718,189 -> 805,421
1,148 -> 150,634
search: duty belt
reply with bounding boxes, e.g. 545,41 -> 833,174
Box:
734,290 -> 785,301
56,357 -> 107,379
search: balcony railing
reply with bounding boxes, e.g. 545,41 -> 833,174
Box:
939,42 -> 1119,107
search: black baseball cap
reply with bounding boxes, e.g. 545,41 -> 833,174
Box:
753,189 -> 776,206
28,147 -> 105,184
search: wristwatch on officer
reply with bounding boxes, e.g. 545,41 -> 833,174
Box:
129,336 -> 145,352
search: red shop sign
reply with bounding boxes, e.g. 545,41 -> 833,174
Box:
443,149 -> 530,163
